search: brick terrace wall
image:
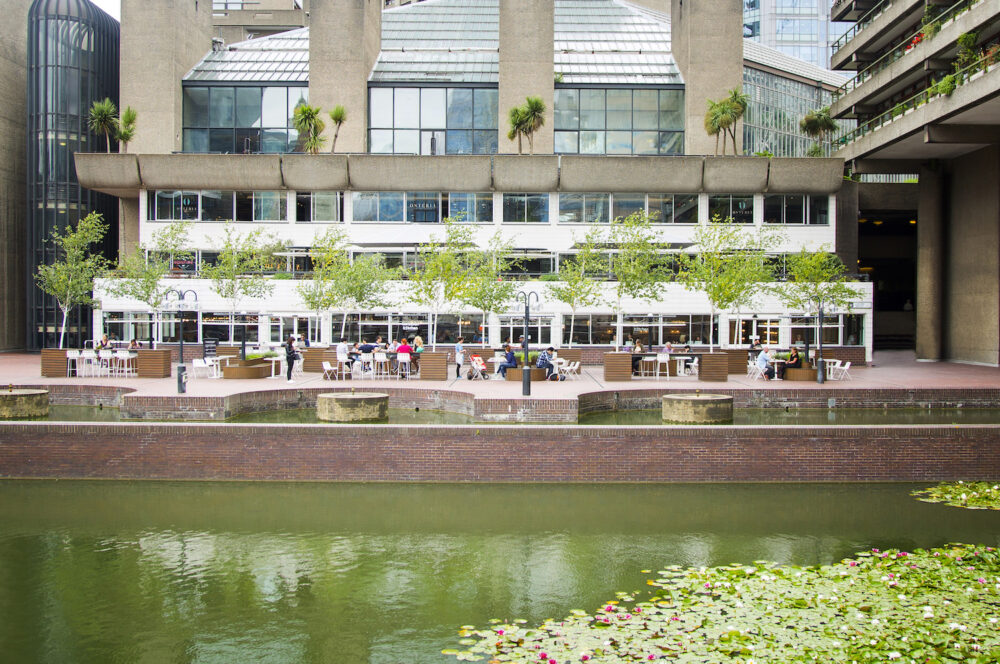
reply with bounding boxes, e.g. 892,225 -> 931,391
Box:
16,384 -> 133,407
2,422 -> 1000,482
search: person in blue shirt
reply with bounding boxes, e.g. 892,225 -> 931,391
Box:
498,344 -> 517,378
454,337 -> 465,378
756,346 -> 775,381
537,346 -> 556,379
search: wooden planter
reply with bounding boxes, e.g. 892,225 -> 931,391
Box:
301,348 -> 333,372
40,348 -> 68,377
603,352 -> 633,382
418,351 -> 449,381
136,349 -> 172,378
784,367 -> 818,382
698,353 -> 729,382
222,357 -> 270,379
505,367 -> 547,382
554,348 -> 582,364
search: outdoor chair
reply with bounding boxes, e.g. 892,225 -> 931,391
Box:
97,350 -> 115,377
335,349 -> 351,379
686,356 -> 699,377
358,352 -> 374,379
829,361 -> 852,381
115,350 -> 136,377
396,352 -> 412,379
824,359 -> 843,380
640,355 -> 656,377
564,361 -> 582,379
191,358 -> 214,379
747,360 -> 765,381
66,349 -> 80,377
322,361 -> 338,380
655,353 -> 672,381
373,352 -> 391,379
79,350 -> 97,377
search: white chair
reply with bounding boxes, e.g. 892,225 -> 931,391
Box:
66,349 -> 80,377
686,356 -> 699,377
191,358 -> 214,378
824,359 -> 843,380
396,352 -> 411,379
79,350 -> 97,377
747,360 -> 765,381
563,361 -> 581,379
115,350 -> 136,377
655,353 -> 672,381
359,352 -> 374,379
640,355 -> 656,377
373,352 -> 391,379
829,360 -> 852,381
292,354 -> 304,378
322,360 -> 338,380
97,350 -> 115,377
335,349 -> 351,379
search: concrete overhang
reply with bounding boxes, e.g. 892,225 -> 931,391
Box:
559,156 -> 704,192
140,154 -> 284,190
766,158 -> 844,194
74,153 -> 141,197
281,154 -> 350,190
347,155 -> 492,191
493,155 -> 559,191
702,157 -> 769,193
858,182 -> 919,209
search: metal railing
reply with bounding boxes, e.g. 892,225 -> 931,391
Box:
833,0 -> 984,101
836,49 -> 998,147
831,0 -> 897,54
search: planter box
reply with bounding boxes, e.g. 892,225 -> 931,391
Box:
136,349 -> 172,378
698,353 -> 729,382
419,351 -> 449,381
784,367 -> 818,382
301,348 -> 333,372
505,367 -> 547,382
40,348 -> 68,377
603,353 -> 633,382
222,358 -> 270,379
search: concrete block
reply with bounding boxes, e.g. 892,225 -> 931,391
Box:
560,156 -> 705,192
348,155 -> 492,191
75,154 -> 141,197
767,158 -> 844,194
139,154 -> 284,190
703,157 -> 769,193
282,154 -> 350,190
493,155 -> 559,191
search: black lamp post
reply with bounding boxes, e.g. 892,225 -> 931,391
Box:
516,290 -> 538,397
166,289 -> 198,365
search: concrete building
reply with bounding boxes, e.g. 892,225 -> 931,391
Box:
211,0 -> 309,45
76,0 -> 874,359
831,0 -> 1000,364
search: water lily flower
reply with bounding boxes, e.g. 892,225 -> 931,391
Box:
580,655 -> 590,662
849,561 -> 857,567
539,653 -> 547,659
887,651 -> 901,660
979,577 -> 987,584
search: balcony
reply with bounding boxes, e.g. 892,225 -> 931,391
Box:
832,0 -> 885,22
830,0 -> 924,71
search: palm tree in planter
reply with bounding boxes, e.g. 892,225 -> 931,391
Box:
116,106 -> 137,152
724,88 -> 750,155
328,105 -> 347,153
521,96 -> 546,154
88,98 -> 119,153
800,107 -> 838,157
293,104 -> 327,154
507,105 -> 528,154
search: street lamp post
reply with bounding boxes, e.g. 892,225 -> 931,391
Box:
167,289 -> 198,392
516,290 -> 538,397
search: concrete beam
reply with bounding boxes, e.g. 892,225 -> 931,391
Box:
702,157 -> 768,193
850,159 -> 924,174
858,182 -> 919,210
347,155 -> 492,191
766,158 -> 844,194
138,154 -> 284,190
74,154 -> 142,197
492,156 -> 559,191
924,58 -> 953,72
559,156 -> 704,193
281,154 -> 350,190
924,124 -> 1000,144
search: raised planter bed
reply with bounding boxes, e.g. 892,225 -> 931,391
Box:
418,351 -> 449,381
222,357 -> 271,379
136,349 -> 172,378
301,348 -> 333,372
698,353 -> 729,382
603,353 -> 633,382
505,367 -> 547,382
40,348 -> 68,377
784,367 -> 818,381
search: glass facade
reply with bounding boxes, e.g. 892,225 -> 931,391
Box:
558,193 -> 699,224
553,88 -> 684,155
742,0 -> 850,68
182,85 -> 309,153
27,0 -> 120,350
368,87 -> 499,154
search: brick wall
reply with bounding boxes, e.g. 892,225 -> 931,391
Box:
2,422 -> 999,482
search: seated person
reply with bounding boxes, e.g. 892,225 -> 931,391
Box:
681,344 -> 691,353
786,347 -> 802,368
397,338 -> 412,356
96,334 -> 111,350
756,346 -> 775,381
537,346 -> 557,379
128,339 -> 141,350
358,339 -> 377,354
498,344 -> 518,378
630,340 -> 645,373
662,342 -> 674,353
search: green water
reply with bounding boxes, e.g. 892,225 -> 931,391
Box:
45,404 -> 1000,425
1,481 -> 999,663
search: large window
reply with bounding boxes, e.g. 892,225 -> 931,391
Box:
708,194 -> 754,223
554,88 -> 684,155
565,314 -> 618,345
182,85 -> 308,153
368,87 -> 499,154
763,194 -> 829,225
729,317 -> 780,345
649,194 -> 699,224
499,316 -> 552,346
352,192 -> 404,222
559,193 -> 699,224
445,193 -> 493,223
148,190 -> 287,222
503,194 -> 549,223
351,192 -> 493,223
296,192 -> 343,223
791,314 -> 863,346
559,193 -> 610,224
200,313 -> 260,344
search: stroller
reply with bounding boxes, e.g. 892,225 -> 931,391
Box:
466,354 -> 490,380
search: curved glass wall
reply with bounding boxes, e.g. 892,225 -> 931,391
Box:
26,0 -> 119,350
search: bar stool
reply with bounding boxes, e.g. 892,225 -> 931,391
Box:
66,349 -> 80,377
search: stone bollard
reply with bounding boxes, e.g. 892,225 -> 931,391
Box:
661,393 -> 733,424
0,389 -> 50,419
317,392 -> 389,422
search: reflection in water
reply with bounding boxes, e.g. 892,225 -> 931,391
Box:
1,481 -> 1000,663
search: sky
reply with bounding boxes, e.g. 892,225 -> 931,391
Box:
91,0 -> 121,21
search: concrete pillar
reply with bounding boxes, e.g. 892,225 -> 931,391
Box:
310,0 -> 382,153
498,0 -> 554,155
121,0 -> 213,154
670,0 -> 743,156
916,164 -> 944,361
835,181 -> 859,271
119,198 -> 141,261
0,0 -> 28,350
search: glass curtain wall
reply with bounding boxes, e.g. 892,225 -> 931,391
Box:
368,87 -> 499,154
182,85 -> 308,153
27,0 -> 120,350
553,88 -> 684,155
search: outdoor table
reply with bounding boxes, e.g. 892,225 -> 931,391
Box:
266,356 -> 282,378
772,359 -> 786,380
672,355 -> 692,375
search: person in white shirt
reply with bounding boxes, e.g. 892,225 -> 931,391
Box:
756,346 -> 775,381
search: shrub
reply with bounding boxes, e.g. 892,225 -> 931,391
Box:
538,273 -> 560,282
934,74 -> 957,96
272,271 -> 293,280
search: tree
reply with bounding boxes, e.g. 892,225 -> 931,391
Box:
108,221 -> 192,348
88,98 -> 119,153
329,105 -> 347,153
200,224 -> 279,347
546,226 -> 606,347
521,96 -> 546,155
507,105 -> 527,155
770,247 -> 859,365
608,210 -> 669,349
297,227 -> 350,333
334,253 -> 399,340
35,212 -> 111,348
411,217 -> 475,350
460,231 -> 520,345
676,217 -> 779,351
799,107 -> 838,157
293,104 -> 327,154
704,99 -> 726,156
725,88 -> 749,155
116,106 -> 137,152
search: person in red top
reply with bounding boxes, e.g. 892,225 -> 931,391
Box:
397,338 -> 413,355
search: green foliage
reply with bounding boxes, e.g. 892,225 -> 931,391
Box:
933,74 -> 957,97
448,544 -> 1000,663
806,143 -> 825,157
35,212 -> 111,348
460,231 -> 520,341
272,271 -> 293,280
293,104 -> 327,154
676,218 -> 780,350
515,351 -> 539,365
554,72 -> 564,83
913,481 -> 1000,510
88,98 -> 119,153
799,107 -> 838,153
328,105 -> 346,153
771,247 -> 858,316
704,88 -> 748,156
753,150 -> 774,158
246,351 -> 279,360
116,106 -> 137,152
956,32 -> 979,72
200,223 -> 279,319
546,227 -> 606,347
608,211 -> 668,347
411,218 -> 476,349
538,273 -> 560,282
507,96 -> 546,154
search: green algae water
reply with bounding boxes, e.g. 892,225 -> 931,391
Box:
2,481 -> 1000,662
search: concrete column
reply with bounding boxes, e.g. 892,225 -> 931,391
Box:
310,0 -> 382,153
0,0 -> 28,350
119,198 -> 141,260
120,0 -> 213,154
498,0 -> 554,155
915,164 -> 944,361
670,0 -> 743,156
835,181 -> 859,271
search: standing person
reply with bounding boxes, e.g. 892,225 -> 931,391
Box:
454,337 -> 465,378
285,334 -> 298,383
412,335 -> 424,373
